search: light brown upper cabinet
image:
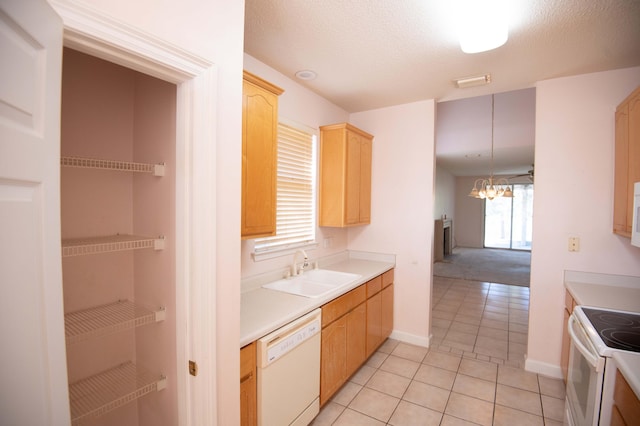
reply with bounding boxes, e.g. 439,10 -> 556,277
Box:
241,71 -> 284,239
613,86 -> 640,238
319,123 -> 373,227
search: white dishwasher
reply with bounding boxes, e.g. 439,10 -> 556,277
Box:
257,308 -> 321,426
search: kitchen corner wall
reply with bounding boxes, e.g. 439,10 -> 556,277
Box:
527,66 -> 640,377
350,101 -> 436,346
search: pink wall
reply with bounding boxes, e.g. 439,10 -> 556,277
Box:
527,67 -> 640,376
350,100 -> 436,346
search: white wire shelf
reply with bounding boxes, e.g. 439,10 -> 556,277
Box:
65,300 -> 166,345
61,156 -> 165,176
62,234 -> 165,257
69,362 -> 167,425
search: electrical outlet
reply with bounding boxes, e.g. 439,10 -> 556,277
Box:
323,237 -> 333,248
568,237 -> 580,252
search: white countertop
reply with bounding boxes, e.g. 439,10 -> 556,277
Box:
564,270 -> 640,312
564,270 -> 640,401
240,251 -> 395,347
565,281 -> 640,312
613,351 -> 640,399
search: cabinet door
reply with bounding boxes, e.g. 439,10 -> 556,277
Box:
240,343 -> 257,426
614,103 -> 630,236
628,92 -> 640,230
345,131 -> 362,225
366,292 -> 382,357
381,284 -> 394,340
359,136 -> 372,224
561,308 -> 570,383
241,79 -> 278,238
561,290 -> 574,382
610,405 -> 626,426
346,302 -> 367,377
0,1 -> 69,424
614,369 -> 640,425
320,316 -> 347,405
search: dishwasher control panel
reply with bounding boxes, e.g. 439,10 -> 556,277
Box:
258,308 -> 322,367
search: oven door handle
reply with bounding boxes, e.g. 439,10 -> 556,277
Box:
568,313 -> 604,373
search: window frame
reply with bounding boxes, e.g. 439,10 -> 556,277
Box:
253,119 -> 318,260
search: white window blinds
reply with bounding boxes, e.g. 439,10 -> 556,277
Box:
254,122 -> 316,253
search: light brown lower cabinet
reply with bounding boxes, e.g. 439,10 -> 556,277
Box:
611,369 -> 640,426
381,283 -> 394,339
320,284 -> 367,405
321,315 -> 348,404
366,270 -> 394,357
346,302 -> 367,377
321,269 -> 394,405
366,291 -> 383,357
561,290 -> 575,383
240,342 -> 257,426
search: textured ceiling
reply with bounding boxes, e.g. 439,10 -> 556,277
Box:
245,0 -> 640,113
244,0 -> 640,177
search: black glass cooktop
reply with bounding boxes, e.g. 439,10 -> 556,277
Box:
582,308 -> 640,353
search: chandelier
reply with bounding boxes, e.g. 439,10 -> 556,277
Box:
468,94 -> 513,200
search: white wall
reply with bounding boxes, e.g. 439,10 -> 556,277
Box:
52,0 -> 245,424
349,101 -> 436,346
527,67 -> 640,377
240,55 -> 351,278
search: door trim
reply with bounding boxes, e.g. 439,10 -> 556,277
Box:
50,1 -> 218,424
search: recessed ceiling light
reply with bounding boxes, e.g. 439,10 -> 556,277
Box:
454,74 -> 492,88
295,70 -> 317,80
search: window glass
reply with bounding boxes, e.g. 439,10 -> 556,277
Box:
254,122 -> 316,254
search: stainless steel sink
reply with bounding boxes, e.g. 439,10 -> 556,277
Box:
262,269 -> 362,298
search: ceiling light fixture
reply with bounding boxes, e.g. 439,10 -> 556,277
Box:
454,74 -> 491,88
457,0 -> 508,54
468,94 -> 513,200
295,70 -> 317,80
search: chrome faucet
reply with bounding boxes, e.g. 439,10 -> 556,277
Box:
292,249 -> 309,276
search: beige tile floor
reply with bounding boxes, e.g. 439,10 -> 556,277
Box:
311,277 -> 566,425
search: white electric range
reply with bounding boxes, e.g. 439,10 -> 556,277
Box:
566,306 -> 640,425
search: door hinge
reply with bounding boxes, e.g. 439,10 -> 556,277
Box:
189,360 -> 198,376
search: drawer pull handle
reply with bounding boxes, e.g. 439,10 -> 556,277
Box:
240,371 -> 253,384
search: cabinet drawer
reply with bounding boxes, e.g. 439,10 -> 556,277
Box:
323,285 -> 367,327
350,284 -> 366,306
614,369 -> 640,424
322,293 -> 350,327
382,269 -> 394,288
366,276 -> 382,297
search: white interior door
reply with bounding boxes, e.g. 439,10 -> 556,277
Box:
0,1 -> 69,424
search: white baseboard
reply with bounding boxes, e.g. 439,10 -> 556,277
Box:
525,357 -> 563,379
389,330 -> 430,348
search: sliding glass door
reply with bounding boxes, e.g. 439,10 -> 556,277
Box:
484,184 -> 533,250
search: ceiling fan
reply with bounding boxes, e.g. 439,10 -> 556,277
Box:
510,164 -> 535,182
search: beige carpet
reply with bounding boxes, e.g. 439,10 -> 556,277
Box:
433,247 -> 531,287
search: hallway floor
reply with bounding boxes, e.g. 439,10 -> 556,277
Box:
311,277 -> 566,425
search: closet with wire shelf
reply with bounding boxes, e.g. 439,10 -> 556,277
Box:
61,47 -> 177,426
